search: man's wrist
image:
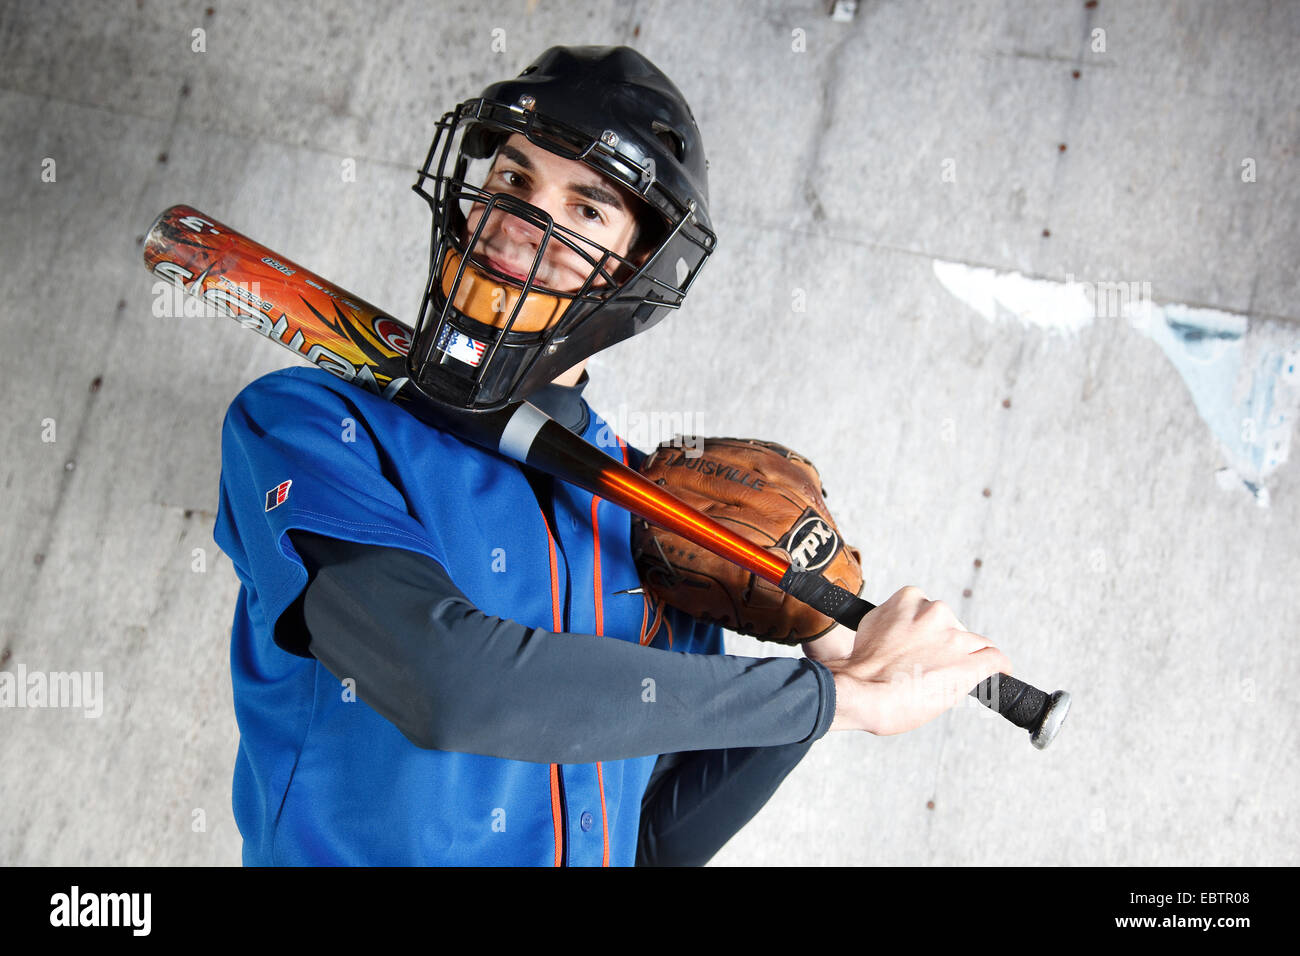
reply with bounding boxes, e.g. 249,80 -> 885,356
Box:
803,622 -> 856,663
826,663 -> 862,732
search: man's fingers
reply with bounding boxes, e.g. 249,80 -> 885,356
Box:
969,644 -> 1014,679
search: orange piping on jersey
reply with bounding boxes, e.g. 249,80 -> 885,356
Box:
589,479 -> 611,866
609,439 -> 628,638
539,497 -> 565,865
545,516 -> 562,634
641,598 -> 664,647
596,760 -> 610,867
549,763 -> 563,867
591,495 -> 604,636
617,435 -> 666,648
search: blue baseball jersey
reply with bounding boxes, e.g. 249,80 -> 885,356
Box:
213,365 -> 723,866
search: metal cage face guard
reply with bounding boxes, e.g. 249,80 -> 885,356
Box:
409,96 -> 716,411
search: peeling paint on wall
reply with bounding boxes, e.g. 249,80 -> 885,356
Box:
933,259 -> 1299,506
931,260 -> 1095,334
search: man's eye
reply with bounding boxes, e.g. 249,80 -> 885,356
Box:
578,205 -> 603,223
499,170 -> 525,188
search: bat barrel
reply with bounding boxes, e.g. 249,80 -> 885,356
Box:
143,204 -> 414,398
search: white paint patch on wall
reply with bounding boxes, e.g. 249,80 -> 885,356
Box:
932,259 -> 1299,507
932,259 -> 1095,334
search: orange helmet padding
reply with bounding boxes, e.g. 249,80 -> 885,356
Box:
439,248 -> 572,333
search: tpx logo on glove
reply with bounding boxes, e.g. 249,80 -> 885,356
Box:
782,508 -> 840,572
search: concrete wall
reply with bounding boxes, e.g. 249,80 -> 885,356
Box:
1,0 -> 1296,865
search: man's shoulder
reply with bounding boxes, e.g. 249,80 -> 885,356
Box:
230,365 -> 354,406
225,366 -> 407,426
221,365 -> 468,460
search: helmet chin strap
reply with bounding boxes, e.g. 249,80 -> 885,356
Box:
549,360 -> 587,387
439,248 -> 571,332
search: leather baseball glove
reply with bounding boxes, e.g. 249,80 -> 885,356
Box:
630,437 -> 863,644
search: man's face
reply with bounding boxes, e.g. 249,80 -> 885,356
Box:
462,133 -> 641,294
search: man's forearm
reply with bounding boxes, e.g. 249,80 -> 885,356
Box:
289,530 -> 836,764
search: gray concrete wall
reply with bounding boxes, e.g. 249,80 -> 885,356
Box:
1,0 -> 1296,866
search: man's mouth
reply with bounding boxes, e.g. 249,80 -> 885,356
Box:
482,253 -> 535,283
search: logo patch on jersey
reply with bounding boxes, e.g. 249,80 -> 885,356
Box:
781,508 -> 840,572
264,479 -> 292,512
436,325 -> 488,367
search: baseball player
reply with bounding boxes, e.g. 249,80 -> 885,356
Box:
214,45 -> 1011,866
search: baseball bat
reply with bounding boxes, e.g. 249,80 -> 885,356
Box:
143,203 -> 1070,749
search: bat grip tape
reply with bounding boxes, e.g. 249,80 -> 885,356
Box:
779,567 -> 1066,745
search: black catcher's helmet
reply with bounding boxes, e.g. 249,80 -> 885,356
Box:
409,45 -> 716,411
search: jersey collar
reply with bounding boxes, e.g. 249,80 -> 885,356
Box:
526,369 -> 591,435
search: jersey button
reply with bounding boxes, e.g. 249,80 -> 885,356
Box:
580,811 -> 595,832
570,516 -> 579,530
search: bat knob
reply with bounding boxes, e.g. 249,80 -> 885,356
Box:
1029,690 -> 1071,750
970,674 -> 1071,750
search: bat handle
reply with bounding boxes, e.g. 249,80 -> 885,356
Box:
781,570 -> 1071,749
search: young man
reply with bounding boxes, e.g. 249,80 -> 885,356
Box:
214,45 -> 1010,866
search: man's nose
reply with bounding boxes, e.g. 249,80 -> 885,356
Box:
496,207 -> 546,248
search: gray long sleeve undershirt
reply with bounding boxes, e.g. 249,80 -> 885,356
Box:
283,529 -> 835,763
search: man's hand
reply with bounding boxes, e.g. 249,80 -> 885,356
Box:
822,586 -> 1012,736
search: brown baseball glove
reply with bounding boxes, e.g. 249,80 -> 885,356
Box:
630,437 -> 863,644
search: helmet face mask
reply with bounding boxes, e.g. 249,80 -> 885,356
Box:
458,134 -> 645,299
408,46 -> 716,412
